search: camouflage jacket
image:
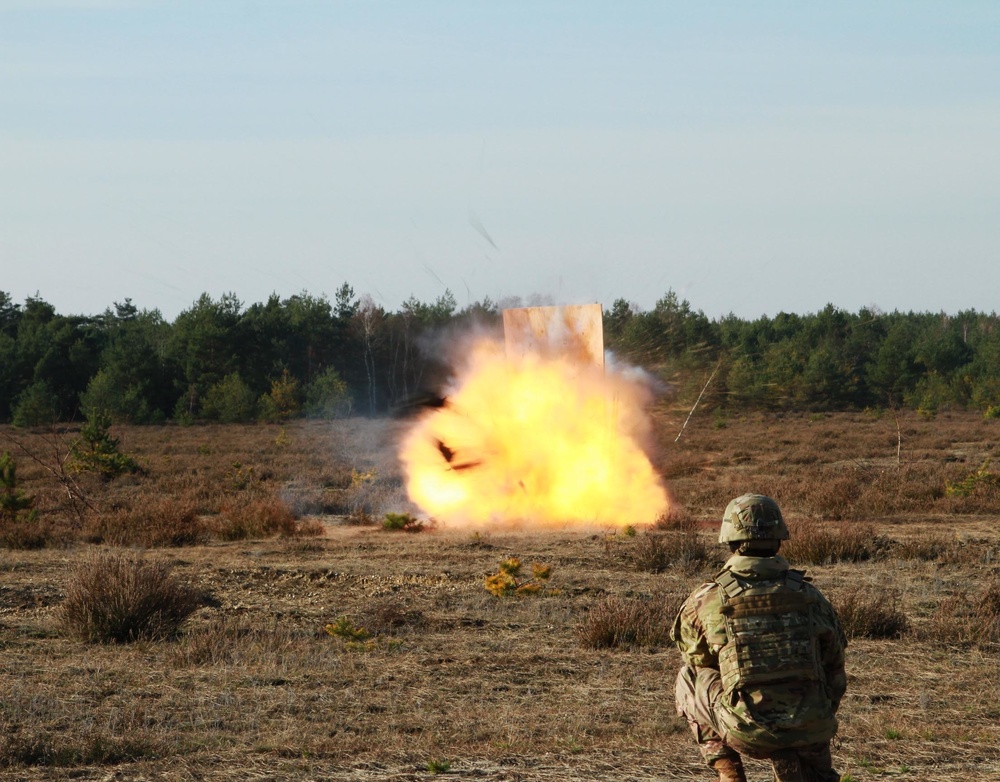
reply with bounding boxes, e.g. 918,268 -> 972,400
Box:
670,554 -> 847,753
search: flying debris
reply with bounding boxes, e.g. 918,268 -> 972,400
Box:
436,439 -> 483,471
436,439 -> 455,463
468,210 -> 499,250
392,392 -> 449,418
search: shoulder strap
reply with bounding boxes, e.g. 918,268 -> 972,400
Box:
718,566 -> 808,602
785,569 -> 805,591
715,570 -> 745,600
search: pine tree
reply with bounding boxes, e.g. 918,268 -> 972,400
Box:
0,451 -> 35,524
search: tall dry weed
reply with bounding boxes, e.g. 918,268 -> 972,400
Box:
577,593 -> 681,649
0,728 -> 162,767
169,615 -> 306,667
783,522 -> 889,565
630,531 -> 710,574
890,533 -> 960,562
653,507 -> 699,532
214,494 -> 297,540
84,498 -> 208,547
0,518 -> 55,549
919,579 -> 1000,647
60,551 -> 204,643
833,585 -> 910,639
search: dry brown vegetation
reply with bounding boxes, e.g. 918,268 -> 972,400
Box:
1,411 -> 1000,780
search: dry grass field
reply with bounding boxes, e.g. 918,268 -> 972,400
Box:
2,409 -> 999,781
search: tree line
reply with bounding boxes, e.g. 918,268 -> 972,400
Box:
1,287 -> 998,426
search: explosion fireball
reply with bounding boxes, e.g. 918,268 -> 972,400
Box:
399,321 -> 669,529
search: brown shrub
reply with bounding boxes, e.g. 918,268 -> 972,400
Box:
631,531 -> 710,574
577,594 -> 681,649
783,522 -> 889,565
886,533 -> 998,564
0,518 -> 55,549
770,462 -> 953,521
939,540 -> 1000,565
84,498 -> 209,547
653,507 -> 699,532
889,533 -> 958,561
792,472 -> 865,520
60,551 -> 204,643
833,585 -> 910,639
918,579 -> 1000,647
344,506 -> 379,526
213,494 -> 297,540
289,517 -> 326,538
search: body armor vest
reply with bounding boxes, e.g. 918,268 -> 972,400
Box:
715,569 -> 822,698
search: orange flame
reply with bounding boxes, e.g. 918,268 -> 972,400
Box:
399,338 -> 669,529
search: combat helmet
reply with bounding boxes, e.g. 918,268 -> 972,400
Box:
719,494 -> 789,543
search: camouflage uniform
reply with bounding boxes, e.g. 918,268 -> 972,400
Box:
671,553 -> 847,781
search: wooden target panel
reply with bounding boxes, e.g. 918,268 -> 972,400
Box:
502,303 -> 604,369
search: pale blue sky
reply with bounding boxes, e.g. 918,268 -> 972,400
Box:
1,1 -> 998,320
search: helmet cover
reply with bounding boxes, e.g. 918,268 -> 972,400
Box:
719,494 -> 789,543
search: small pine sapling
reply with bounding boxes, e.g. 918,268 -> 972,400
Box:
70,412 -> 143,482
945,459 -> 1000,497
0,451 -> 36,524
485,557 -> 553,597
382,512 -> 428,532
324,616 -> 371,641
426,759 -> 451,774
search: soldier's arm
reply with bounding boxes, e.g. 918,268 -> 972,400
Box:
669,584 -> 719,669
814,591 -> 848,711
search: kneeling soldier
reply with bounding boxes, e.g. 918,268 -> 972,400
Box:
670,494 -> 847,782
